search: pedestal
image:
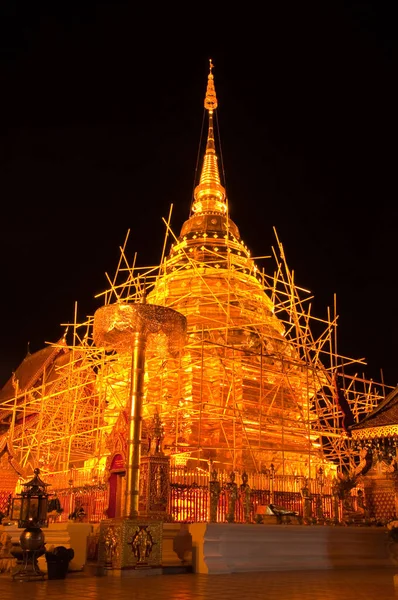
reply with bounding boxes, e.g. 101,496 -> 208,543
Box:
139,455 -> 170,519
98,517 -> 163,577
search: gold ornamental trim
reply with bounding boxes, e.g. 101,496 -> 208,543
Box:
99,518 -> 163,570
351,425 -> 398,441
204,58 -> 217,111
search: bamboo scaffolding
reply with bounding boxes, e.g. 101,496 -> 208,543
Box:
0,224 -> 391,489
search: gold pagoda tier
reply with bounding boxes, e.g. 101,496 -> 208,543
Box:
145,62 -> 324,475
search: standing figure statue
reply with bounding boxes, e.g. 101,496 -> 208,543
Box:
300,478 -> 312,524
331,477 -> 341,523
131,525 -> 154,564
240,472 -> 252,523
0,531 -> 16,573
315,495 -> 324,523
209,469 -> 221,523
148,412 -> 165,456
104,526 -> 118,567
225,472 -> 238,523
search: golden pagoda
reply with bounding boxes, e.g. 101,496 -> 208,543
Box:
145,60 -> 324,474
0,61 -> 391,523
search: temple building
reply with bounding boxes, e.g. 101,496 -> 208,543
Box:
350,386 -> 398,522
0,62 -> 391,524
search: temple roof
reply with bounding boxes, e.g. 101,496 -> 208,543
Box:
350,386 -> 398,438
0,336 -> 68,416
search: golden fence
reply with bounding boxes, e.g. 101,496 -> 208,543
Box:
42,465 -> 352,524
168,467 -> 335,523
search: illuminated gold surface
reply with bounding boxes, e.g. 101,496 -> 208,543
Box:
0,61 -> 391,513
147,62 -> 322,470
204,59 -> 217,111
94,302 -> 186,517
192,60 -> 226,214
351,425 -> 398,440
93,303 -> 187,357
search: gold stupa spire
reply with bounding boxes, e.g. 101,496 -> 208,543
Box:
192,59 -> 227,215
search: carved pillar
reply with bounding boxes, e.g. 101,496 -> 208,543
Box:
93,301 -> 186,575
139,455 -> 170,519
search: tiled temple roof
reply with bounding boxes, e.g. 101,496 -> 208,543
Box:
350,386 -> 398,439
0,337 -> 67,404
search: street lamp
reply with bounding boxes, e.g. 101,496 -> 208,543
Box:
10,468 -> 50,581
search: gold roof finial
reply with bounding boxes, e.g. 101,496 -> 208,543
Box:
192,59 -> 226,214
204,58 -> 218,112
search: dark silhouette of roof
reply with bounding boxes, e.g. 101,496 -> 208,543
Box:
350,386 -> 398,433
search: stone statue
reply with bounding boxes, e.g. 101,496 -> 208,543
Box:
225,471 -> 238,523
104,526 -> 118,567
315,495 -> 324,523
0,531 -> 16,573
209,468 -> 221,522
149,412 -> 164,456
343,488 -> 367,523
300,478 -> 312,523
240,471 -> 252,523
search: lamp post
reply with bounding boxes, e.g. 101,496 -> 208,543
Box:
10,468 -> 50,581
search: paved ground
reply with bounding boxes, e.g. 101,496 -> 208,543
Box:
1,567 -> 398,600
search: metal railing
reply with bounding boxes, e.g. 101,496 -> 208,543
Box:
43,466 -> 364,524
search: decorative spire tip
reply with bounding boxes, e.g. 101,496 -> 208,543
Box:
204,58 -> 217,111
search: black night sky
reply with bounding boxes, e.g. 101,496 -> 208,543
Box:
0,3 -> 396,388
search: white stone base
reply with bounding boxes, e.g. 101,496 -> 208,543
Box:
162,523 -> 192,566
188,523 -> 392,574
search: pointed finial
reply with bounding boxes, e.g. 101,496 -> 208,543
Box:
204,58 -> 218,112
192,59 -> 226,214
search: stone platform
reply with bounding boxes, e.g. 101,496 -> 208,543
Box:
188,522 -> 393,574
2,521 -> 393,577
1,521 -> 192,576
